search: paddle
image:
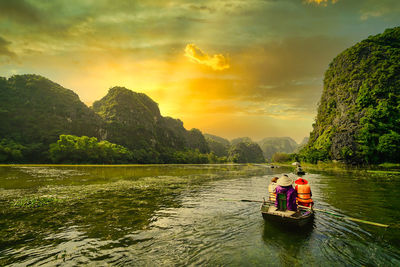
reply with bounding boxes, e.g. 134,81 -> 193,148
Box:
297,204 -> 389,228
219,198 -> 390,228
219,198 -> 264,203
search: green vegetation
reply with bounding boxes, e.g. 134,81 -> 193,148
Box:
0,75 -> 103,163
301,27 -> 400,164
257,137 -> 298,161
231,137 -> 252,146
206,134 -> 298,163
49,135 -> 133,164
0,139 -> 25,163
228,141 -> 265,163
0,76 -> 243,164
91,86 -> 211,163
271,152 -> 292,163
204,133 -> 230,157
12,196 -> 62,208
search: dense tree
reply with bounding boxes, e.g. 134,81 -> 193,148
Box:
0,77 -> 213,164
0,74 -> 103,162
271,152 -> 291,163
49,135 -> 133,164
0,139 -> 25,163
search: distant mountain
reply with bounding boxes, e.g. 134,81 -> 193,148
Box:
295,137 -> 309,152
204,133 -> 230,157
0,74 -> 104,161
228,141 -> 265,163
204,134 -> 230,147
301,27 -> 400,164
231,137 -> 252,146
257,137 -> 298,161
206,134 -> 299,162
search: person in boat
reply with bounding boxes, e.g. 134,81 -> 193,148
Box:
294,177 -> 313,207
275,175 -> 297,211
268,177 -> 279,201
296,165 -> 304,174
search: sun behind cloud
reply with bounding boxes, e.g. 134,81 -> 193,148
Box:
184,44 -> 230,71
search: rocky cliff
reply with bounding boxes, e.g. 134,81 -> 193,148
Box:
92,86 -> 209,154
301,27 -> 400,164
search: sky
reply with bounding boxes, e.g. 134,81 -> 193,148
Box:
1,0 -> 400,143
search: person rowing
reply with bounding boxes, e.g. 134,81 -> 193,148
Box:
275,175 -> 297,211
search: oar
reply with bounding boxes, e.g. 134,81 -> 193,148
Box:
219,198 -> 264,203
219,198 -> 390,228
298,205 -> 389,228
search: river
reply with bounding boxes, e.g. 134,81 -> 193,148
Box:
0,164 -> 399,266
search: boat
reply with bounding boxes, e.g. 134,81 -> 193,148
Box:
295,166 -> 306,175
260,203 -> 314,227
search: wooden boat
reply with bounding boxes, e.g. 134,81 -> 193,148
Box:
260,203 -> 314,227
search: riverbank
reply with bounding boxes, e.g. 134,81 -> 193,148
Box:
271,161 -> 400,175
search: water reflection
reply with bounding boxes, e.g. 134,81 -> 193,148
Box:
0,165 -> 399,266
262,220 -> 314,266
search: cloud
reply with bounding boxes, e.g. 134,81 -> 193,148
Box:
0,36 -> 17,60
184,44 -> 230,70
304,0 -> 338,5
0,0 -> 42,23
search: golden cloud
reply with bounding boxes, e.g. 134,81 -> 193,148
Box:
304,0 -> 338,5
184,43 -> 230,70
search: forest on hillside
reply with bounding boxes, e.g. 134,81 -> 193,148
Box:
299,27 -> 400,164
0,75 -> 269,164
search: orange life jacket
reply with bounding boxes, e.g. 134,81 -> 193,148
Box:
268,183 -> 277,201
296,184 -> 313,204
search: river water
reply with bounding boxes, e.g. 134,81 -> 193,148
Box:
0,164 -> 399,266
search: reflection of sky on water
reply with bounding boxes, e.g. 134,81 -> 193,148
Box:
0,165 -> 399,266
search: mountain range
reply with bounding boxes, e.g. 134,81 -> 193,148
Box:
0,74 -> 301,163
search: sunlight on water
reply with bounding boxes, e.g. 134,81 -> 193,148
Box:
0,165 -> 399,266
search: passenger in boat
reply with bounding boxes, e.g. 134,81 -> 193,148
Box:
275,175 -> 297,211
295,177 -> 313,207
268,177 -> 279,201
296,166 -> 304,174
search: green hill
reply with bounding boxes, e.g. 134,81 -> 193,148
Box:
92,87 -> 209,157
228,141 -> 265,163
258,137 -> 298,161
231,137 -> 252,146
0,75 -> 103,162
301,27 -> 400,164
0,76 -> 210,163
204,133 -> 230,157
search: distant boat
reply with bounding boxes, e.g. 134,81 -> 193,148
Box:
295,170 -> 306,175
260,203 -> 314,227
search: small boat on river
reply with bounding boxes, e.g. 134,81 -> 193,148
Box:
295,170 -> 306,175
260,203 -> 314,227
295,166 -> 306,175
